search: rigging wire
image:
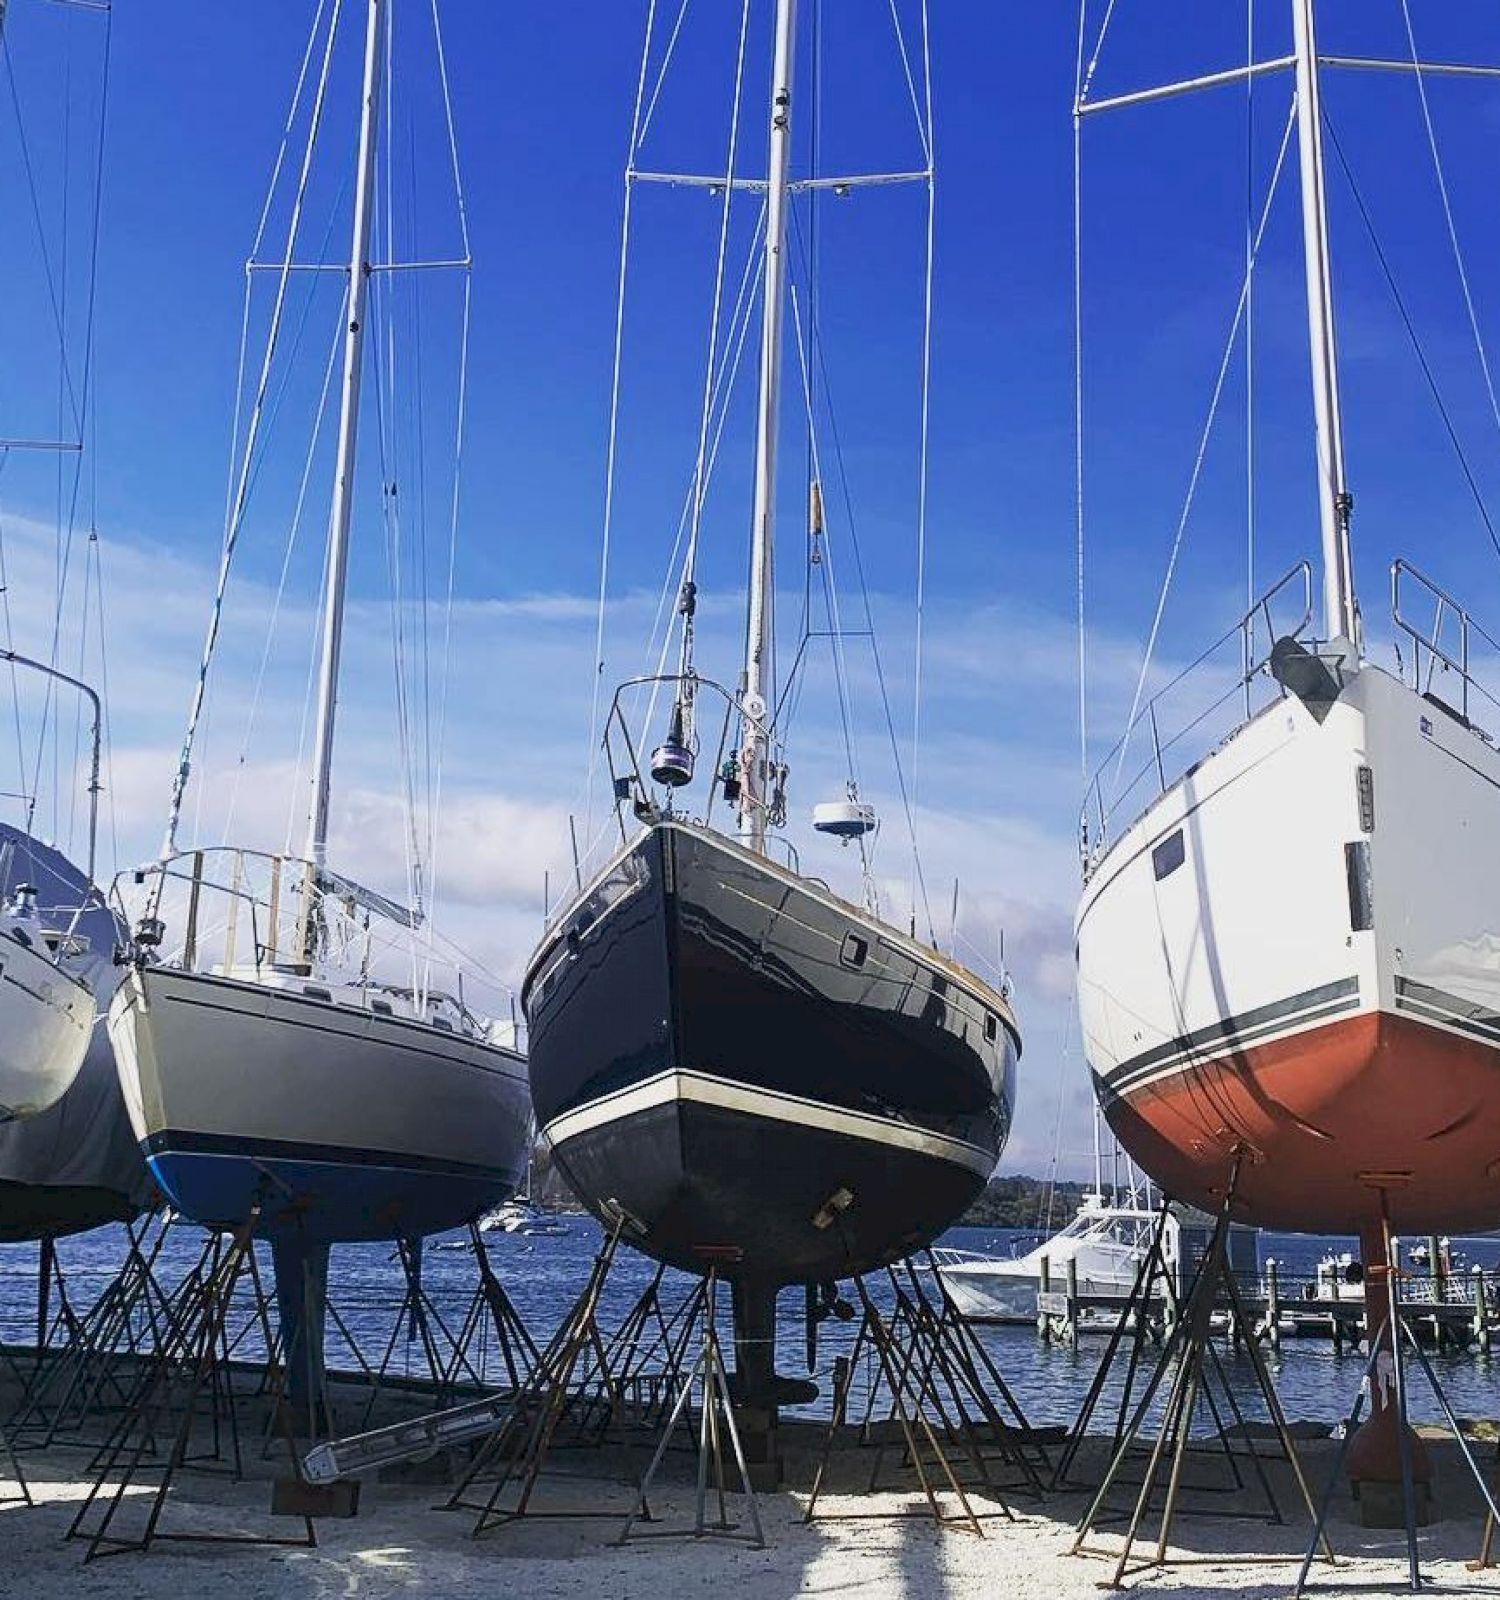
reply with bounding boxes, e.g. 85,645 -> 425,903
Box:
1108,95 -> 1297,807
798,246 -> 936,944
671,0 -> 754,698
908,0 -> 935,935
784,285 -> 868,890
1396,0 -> 1500,457
638,0 -> 691,148
1073,0 -> 1117,796
636,202 -> 767,741
1322,115 -> 1500,560
584,0 -> 660,833
220,288 -> 349,845
157,0 -> 346,869
1245,0 -> 1256,644
420,0 -> 474,959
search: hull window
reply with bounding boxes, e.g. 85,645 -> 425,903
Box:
303,985 -> 332,1002
984,1013 -> 999,1043
1356,764 -> 1375,832
1345,840 -> 1374,932
1151,830 -> 1186,881
840,932 -> 870,969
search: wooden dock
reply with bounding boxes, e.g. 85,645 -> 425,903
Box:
1030,1250 -> 1500,1355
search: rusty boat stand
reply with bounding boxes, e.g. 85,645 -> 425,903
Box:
1068,1173 -> 1336,1591
1295,1187 -> 1500,1596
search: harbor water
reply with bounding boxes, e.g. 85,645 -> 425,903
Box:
5,1216 -> 1500,1435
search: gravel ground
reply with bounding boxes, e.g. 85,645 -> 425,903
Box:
5,1432 -> 1500,1599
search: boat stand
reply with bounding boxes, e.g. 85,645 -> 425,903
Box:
447,1226 -> 541,1397
65,1211 -> 317,1561
0,1417 -> 30,1508
8,1213 -> 185,1453
572,1262 -> 702,1445
1295,1197 -> 1500,1596
1070,1196 -> 1335,1589
614,1269 -> 763,1548
899,1253 -> 1054,1496
804,1269 -> 1018,1535
342,1230 -> 539,1432
446,1219 -> 647,1533
1050,1198 -> 1179,1493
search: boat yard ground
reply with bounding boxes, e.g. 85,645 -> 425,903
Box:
6,1431 -> 1500,1599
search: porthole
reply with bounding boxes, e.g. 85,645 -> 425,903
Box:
1151,830 -> 1185,881
840,932 -> 869,969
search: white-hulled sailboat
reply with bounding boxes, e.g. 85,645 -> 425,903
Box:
108,0 -> 528,1249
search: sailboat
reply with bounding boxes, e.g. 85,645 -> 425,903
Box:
0,678 -> 100,1128
0,0 -> 152,1237
108,0 -> 529,1247
525,1 -> 1019,1293
1075,5 -> 1500,1242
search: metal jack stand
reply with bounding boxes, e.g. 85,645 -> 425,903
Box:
1296,1196 -> 1500,1596
65,1211 -> 317,1561
805,1272 -> 1009,1535
899,1254 -> 1054,1497
0,1426 -> 30,1508
8,1213 -> 182,1452
1071,1195 -> 1335,1589
448,1226 -> 540,1396
354,1235 -> 496,1426
614,1270 -> 763,1548
1050,1197 -> 1179,1493
445,1220 -> 645,1533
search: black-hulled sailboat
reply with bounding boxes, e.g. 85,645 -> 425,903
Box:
524,0 -> 1019,1292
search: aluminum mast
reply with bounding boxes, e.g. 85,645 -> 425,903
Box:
306,0 -> 385,868
737,0 -> 798,850
1291,0 -> 1357,646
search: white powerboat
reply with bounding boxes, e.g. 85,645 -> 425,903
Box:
931,1193 -> 1177,1325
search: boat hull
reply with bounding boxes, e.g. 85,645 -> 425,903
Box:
0,827 -> 156,1239
0,923 -> 93,1123
1078,664 -> 1500,1235
108,965 -> 529,1242
525,821 -> 1017,1283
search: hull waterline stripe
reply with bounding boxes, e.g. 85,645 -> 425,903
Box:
1393,981 -> 1500,1048
142,1128 -> 513,1183
1103,994 -> 1363,1099
542,1068 -> 997,1178
1100,975 -> 1360,1094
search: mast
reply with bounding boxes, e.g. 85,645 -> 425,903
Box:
737,0 -> 798,850
1291,0 -> 1357,646
306,0 -> 385,868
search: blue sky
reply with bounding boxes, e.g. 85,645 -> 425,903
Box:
1,1 -> 1499,1180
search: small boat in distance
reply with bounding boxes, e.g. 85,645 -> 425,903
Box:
479,1198 -> 568,1238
